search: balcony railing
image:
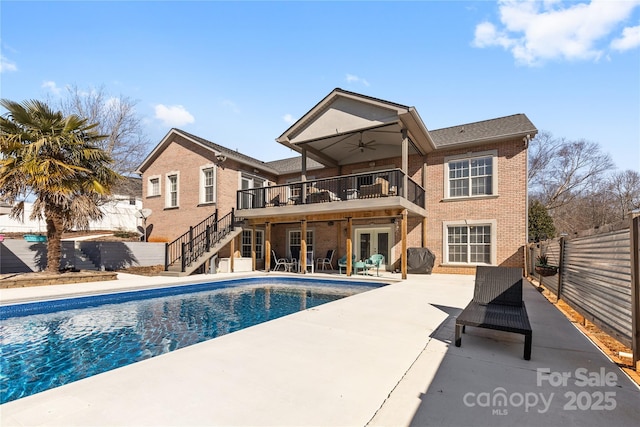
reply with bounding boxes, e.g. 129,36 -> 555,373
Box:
237,168 -> 424,210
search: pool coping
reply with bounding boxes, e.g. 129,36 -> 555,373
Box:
2,272 -> 640,426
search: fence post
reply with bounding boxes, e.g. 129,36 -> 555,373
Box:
557,236 -> 566,301
630,212 -> 640,372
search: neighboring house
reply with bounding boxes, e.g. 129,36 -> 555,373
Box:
0,177 -> 143,234
136,88 -> 537,276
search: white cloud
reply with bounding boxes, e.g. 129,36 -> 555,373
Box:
41,80 -> 62,95
611,25 -> 640,51
346,73 -> 370,86
282,113 -> 294,124
0,54 -> 17,72
154,104 -> 195,127
473,0 -> 640,66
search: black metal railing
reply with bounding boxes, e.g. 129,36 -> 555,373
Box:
165,208 -> 237,272
236,168 -> 425,210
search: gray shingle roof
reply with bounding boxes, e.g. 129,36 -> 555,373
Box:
174,129 -> 280,174
265,157 -> 325,174
430,114 -> 537,148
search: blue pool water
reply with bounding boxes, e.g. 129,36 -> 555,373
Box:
0,277 -> 382,404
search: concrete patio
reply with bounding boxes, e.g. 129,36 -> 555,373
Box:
1,271 -> 639,426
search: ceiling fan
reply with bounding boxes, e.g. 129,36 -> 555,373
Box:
348,132 -> 376,152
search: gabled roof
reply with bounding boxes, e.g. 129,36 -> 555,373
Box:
430,114 -> 537,148
136,128 -> 280,175
137,91 -> 537,178
276,88 -> 435,167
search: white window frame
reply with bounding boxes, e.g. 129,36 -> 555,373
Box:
165,172 -> 179,208
442,219 -> 497,265
443,150 -> 498,200
147,175 -> 161,197
199,164 -> 217,205
287,228 -> 314,258
241,229 -> 264,260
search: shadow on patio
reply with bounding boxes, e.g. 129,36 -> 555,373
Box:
370,278 -> 640,427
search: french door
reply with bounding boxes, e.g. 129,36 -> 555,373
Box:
355,227 -> 391,269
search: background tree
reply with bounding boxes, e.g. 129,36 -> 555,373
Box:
608,169 -> 640,221
528,199 -> 556,242
58,85 -> 149,176
528,131 -> 614,210
0,99 -> 121,273
526,130 -> 638,236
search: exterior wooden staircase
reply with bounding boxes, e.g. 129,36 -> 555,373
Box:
162,209 -> 242,276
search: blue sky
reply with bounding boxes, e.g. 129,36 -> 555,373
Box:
1,1 -> 639,173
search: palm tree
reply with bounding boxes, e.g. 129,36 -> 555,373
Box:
0,99 -> 121,273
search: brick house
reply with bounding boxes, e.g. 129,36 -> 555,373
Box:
136,88 -> 536,277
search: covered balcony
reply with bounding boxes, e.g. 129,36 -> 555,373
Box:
236,168 -> 426,220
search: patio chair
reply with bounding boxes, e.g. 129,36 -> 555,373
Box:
290,247 -> 300,272
454,266 -> 532,360
338,254 -> 356,274
302,250 -> 314,273
271,250 -> 290,272
316,249 -> 335,270
365,254 -> 385,276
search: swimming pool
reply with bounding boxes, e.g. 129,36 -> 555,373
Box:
0,276 -> 383,404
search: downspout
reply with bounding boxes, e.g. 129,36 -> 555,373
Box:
523,134 -> 531,274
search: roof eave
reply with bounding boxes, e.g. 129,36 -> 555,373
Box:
437,129 -> 539,151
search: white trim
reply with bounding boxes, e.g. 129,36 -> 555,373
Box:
353,225 -> 394,269
147,175 -> 161,197
199,163 -> 217,205
443,149 -> 498,200
286,228 -> 315,258
442,219 -> 497,266
165,171 -> 180,208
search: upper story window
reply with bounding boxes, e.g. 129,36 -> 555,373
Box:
147,176 -> 160,197
166,173 -> 179,208
200,165 -> 216,204
445,151 -> 497,199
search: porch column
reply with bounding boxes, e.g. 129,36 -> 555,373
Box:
301,219 -> 307,273
251,224 -> 256,271
230,236 -> 235,273
301,148 -> 308,204
265,222 -> 271,272
346,217 -> 353,276
402,129 -> 409,199
401,209 -> 408,279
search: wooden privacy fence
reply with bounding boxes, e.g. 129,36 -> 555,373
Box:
527,213 -> 640,371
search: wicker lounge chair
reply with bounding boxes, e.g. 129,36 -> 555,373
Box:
454,266 -> 532,360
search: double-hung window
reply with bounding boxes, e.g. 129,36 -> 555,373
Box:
200,165 -> 216,204
445,151 -> 496,199
166,173 -> 178,208
288,229 -> 314,259
147,176 -> 160,197
444,220 -> 496,265
241,229 -> 264,259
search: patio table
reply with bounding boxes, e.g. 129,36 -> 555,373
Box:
354,261 -> 367,275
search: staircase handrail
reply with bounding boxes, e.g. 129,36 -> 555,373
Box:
164,209 -> 219,270
180,209 -> 236,272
